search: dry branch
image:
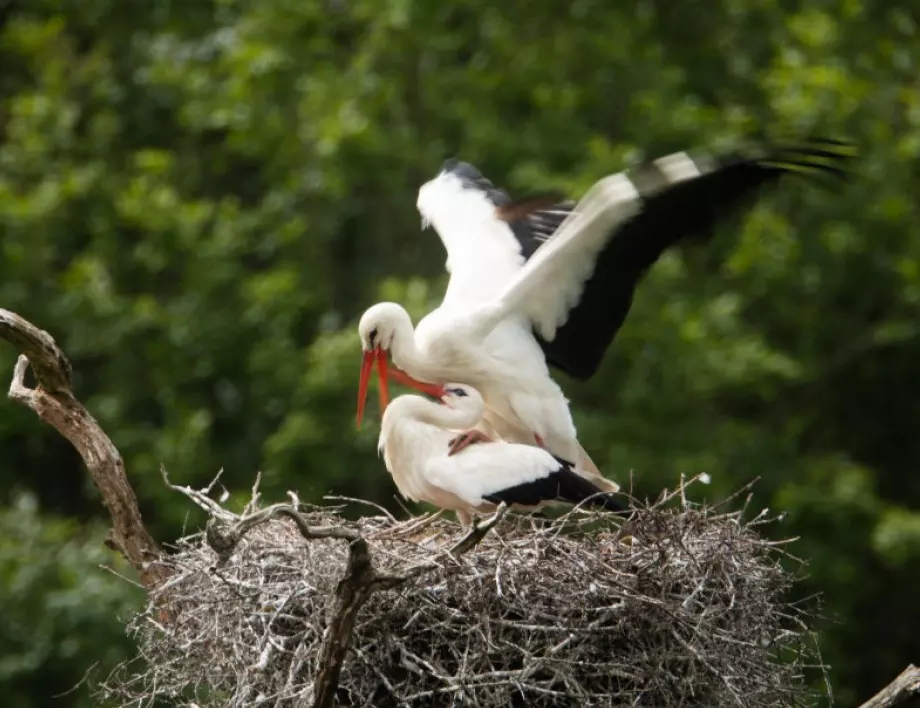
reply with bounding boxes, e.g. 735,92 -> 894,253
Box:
0,308 -> 166,588
859,664 -> 920,708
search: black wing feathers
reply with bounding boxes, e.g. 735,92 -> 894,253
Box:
482,458 -> 625,512
538,138 -> 856,380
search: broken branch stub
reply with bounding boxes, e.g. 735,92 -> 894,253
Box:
0,308 -> 166,589
858,664 -> 920,708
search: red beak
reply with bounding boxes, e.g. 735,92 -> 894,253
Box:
356,349 -> 392,429
387,366 -> 447,399
376,352 -> 391,412
356,350 -> 374,428
356,350 -> 446,428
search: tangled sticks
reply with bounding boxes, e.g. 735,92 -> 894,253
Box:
98,474 -> 818,708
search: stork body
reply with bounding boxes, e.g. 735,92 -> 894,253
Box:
358,139 -> 854,488
379,384 -> 624,525
365,301 -> 580,463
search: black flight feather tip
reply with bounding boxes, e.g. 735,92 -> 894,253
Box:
537,137 -> 858,380
440,159 -> 568,216
440,158 -> 509,204
482,458 -> 626,513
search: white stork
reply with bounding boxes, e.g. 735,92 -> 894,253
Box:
357,138 -> 853,485
378,382 -> 625,525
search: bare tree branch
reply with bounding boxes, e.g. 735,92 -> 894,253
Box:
0,308 -> 166,589
312,535 -> 377,708
859,665 -> 920,708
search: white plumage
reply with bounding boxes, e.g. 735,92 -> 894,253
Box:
419,170 -> 641,343
359,169 -> 640,489
378,383 -> 624,525
357,139 -> 853,493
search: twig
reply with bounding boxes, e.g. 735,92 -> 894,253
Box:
448,503 -> 508,556
0,308 -> 166,589
858,665 -> 920,708
162,465 -> 236,523
244,505 -> 359,542
711,477 -> 762,511
239,471 -> 263,517
324,495 -> 398,522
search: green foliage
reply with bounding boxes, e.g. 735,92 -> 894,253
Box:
1,0 -> 919,705
0,493 -> 141,708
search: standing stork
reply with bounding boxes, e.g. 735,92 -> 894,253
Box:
357,138 -> 853,487
379,383 -> 625,525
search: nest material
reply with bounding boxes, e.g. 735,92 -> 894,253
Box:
100,485 -> 821,707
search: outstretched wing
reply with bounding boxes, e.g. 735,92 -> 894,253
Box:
476,139 -> 856,380
416,158 -> 574,309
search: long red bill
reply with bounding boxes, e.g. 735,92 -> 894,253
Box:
376,350 -> 390,412
388,366 -> 446,399
356,350 -> 375,428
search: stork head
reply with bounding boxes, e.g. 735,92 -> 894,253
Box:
439,383 -> 484,413
358,301 -> 407,354
356,302 -> 403,429
356,302 -> 445,428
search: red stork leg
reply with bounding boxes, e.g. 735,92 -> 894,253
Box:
447,430 -> 493,456
534,434 -> 546,448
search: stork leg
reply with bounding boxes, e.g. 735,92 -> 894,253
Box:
447,430 -> 493,456
534,434 -> 546,448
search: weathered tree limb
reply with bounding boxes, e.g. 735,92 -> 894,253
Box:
312,535 -> 378,708
0,308 -> 166,589
858,665 -> 920,708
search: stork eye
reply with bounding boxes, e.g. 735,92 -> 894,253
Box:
368,327 -> 379,346
448,387 -> 468,397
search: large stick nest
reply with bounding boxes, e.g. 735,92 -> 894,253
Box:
99,478 -> 821,707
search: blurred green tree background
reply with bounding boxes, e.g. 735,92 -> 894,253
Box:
1,0 -> 918,705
